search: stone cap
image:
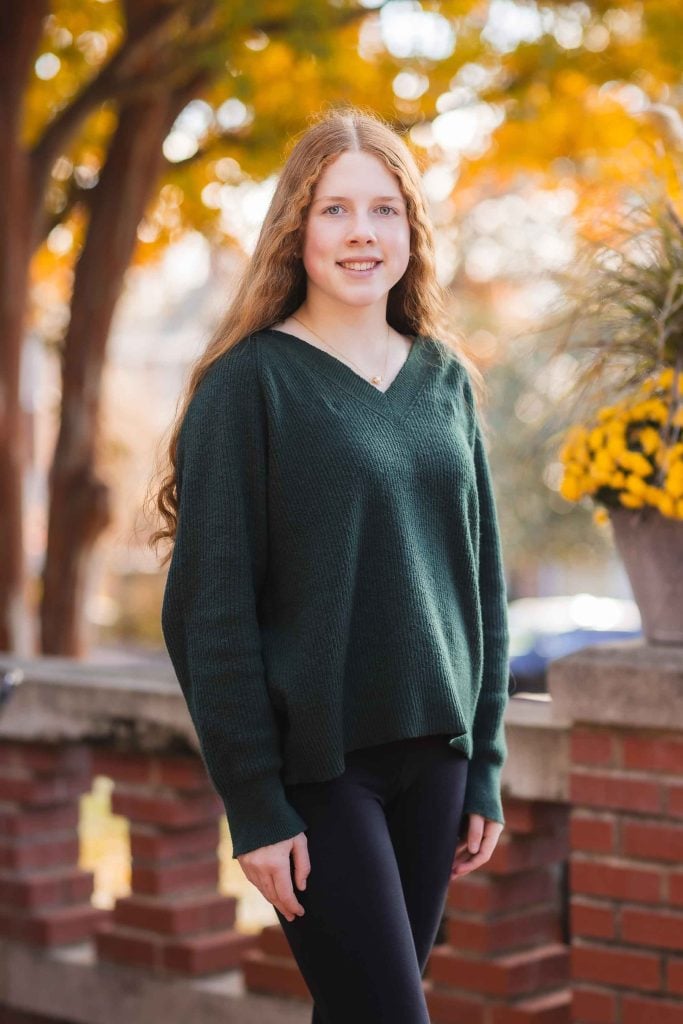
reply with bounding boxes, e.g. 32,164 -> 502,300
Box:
548,638 -> 683,730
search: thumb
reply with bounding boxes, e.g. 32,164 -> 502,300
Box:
467,814 -> 485,854
291,833 -> 311,890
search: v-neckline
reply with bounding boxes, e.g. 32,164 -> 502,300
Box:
260,327 -> 435,422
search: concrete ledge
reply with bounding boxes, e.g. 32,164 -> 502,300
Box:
548,639 -> 683,730
0,938 -> 311,1024
502,694 -> 569,804
0,656 -> 199,753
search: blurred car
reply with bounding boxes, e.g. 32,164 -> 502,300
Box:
508,593 -> 642,694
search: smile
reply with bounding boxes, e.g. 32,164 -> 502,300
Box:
337,260 -> 382,274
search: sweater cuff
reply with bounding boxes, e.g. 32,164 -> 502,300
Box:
223,774 -> 309,859
463,757 -> 505,826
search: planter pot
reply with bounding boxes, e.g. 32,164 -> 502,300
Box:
609,505 -> 683,645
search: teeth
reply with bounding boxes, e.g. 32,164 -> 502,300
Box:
339,261 -> 378,270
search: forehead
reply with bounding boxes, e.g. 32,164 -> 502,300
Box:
312,151 -> 403,195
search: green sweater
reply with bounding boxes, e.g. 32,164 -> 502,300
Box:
161,328 -> 510,858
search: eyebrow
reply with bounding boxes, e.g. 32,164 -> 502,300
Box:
314,195 -> 405,204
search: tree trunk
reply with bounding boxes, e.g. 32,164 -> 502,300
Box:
40,81 -> 204,654
0,2 -> 48,653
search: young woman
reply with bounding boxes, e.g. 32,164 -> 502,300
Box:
153,105 -> 510,1023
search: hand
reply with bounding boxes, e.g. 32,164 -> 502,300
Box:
237,832 -> 310,922
451,813 -> 503,879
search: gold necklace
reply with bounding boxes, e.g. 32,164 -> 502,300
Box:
289,314 -> 391,389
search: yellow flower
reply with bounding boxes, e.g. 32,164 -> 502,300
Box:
629,451 -> 654,476
588,426 -> 605,451
619,491 -> 645,508
637,427 -> 661,455
606,435 -> 626,459
625,474 -> 648,496
559,474 -> 583,502
658,492 -> 677,517
665,463 -> 683,499
657,367 -> 674,390
593,506 -> 610,525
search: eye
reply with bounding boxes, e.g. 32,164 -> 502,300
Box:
322,204 -> 343,215
377,206 -> 399,216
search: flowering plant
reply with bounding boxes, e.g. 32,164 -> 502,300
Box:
549,191 -> 683,525
558,367 -> 683,522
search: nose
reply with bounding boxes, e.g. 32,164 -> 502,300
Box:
345,212 -> 378,245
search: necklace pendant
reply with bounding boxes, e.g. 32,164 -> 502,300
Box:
370,374 -> 383,385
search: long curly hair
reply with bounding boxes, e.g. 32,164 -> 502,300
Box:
148,104 -> 486,564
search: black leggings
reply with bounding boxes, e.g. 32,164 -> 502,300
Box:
275,733 -> 469,1024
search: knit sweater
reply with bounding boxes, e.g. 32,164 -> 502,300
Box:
161,327 -> 510,858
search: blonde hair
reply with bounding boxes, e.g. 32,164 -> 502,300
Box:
148,104 -> 485,563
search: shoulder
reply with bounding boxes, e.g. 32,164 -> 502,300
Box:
180,337 -> 264,443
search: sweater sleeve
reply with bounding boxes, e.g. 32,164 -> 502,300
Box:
460,372 -> 511,826
160,339 -> 308,858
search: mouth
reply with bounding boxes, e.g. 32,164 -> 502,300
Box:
336,260 -> 382,275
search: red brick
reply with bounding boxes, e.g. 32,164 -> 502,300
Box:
0,773 -> 88,806
422,981 -> 487,1024
570,813 -> 616,854
158,757 -> 212,791
0,867 -> 93,909
129,822 -> 218,862
258,923 -> 292,958
571,984 -> 618,1023
570,898 -> 616,940
490,988 -> 571,1024
0,903 -> 108,945
666,956 -> 683,996
571,729 -> 618,767
113,892 -> 236,935
502,799 -> 569,835
448,868 -> 557,915
91,750 -> 154,784
570,770 -> 662,814
665,783 -> 683,819
131,858 -> 219,896
622,735 -> 683,775
488,831 -> 569,875
622,821 -> 683,863
0,805 -> 78,837
242,947 -> 312,1001
0,741 -> 90,775
446,905 -> 562,954
95,922 -> 163,969
572,943 -> 661,991
0,837 -> 80,871
622,994 -> 683,1024
670,870 -> 683,907
621,906 -> 683,950
570,857 -> 663,903
427,942 -> 569,996
111,789 -> 222,828
163,928 -> 256,975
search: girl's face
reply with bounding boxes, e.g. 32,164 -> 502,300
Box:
301,150 -> 412,315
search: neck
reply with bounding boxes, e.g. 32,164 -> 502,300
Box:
294,299 -> 391,358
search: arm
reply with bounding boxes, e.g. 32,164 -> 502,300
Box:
161,339 -> 307,858
461,373 -> 511,825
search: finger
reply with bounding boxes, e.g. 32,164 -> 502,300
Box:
452,833 -> 498,877
273,868 -> 305,919
466,814 -> 485,854
257,875 -> 299,923
291,834 -> 311,891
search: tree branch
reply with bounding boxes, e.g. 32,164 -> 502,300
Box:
28,3 -> 181,204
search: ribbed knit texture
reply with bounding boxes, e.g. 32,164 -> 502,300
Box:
161,328 -> 510,858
